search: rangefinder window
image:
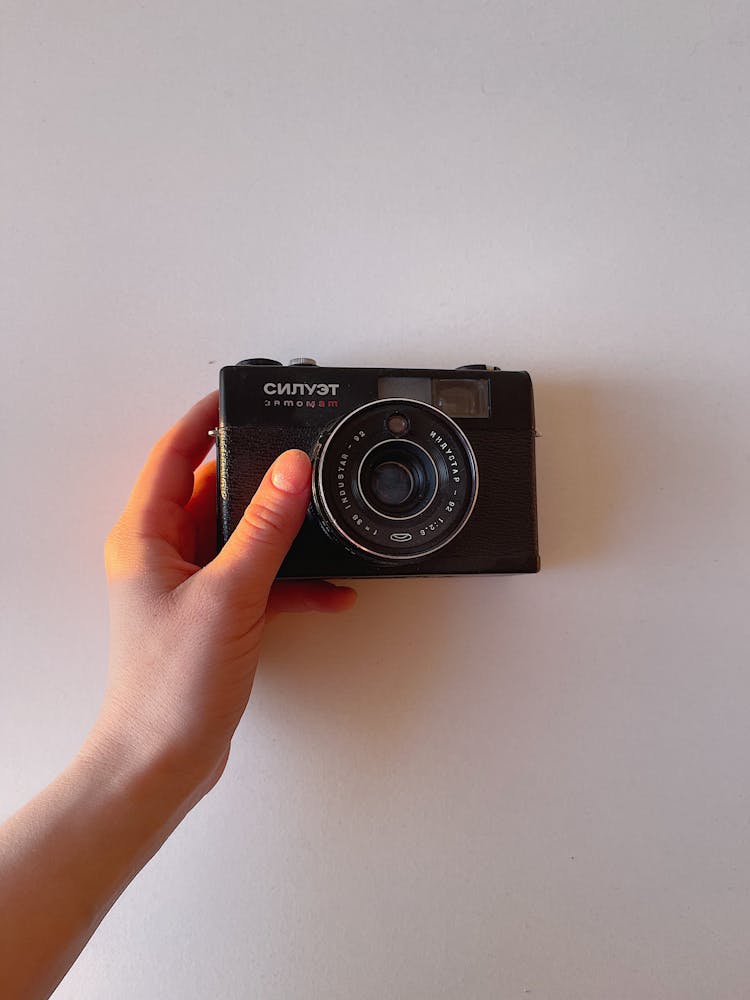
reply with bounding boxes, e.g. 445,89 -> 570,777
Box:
377,376 -> 490,417
377,376 -> 432,404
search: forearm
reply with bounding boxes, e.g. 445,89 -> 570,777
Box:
0,729 -> 212,1000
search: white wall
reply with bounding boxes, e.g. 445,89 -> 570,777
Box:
2,3 -> 749,998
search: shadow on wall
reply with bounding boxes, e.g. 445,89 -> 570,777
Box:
250,376 -> 691,767
534,375 -> 698,570
240,370 -> 728,826
251,377 -> 624,756
534,377 -> 619,569
257,574 -> 481,754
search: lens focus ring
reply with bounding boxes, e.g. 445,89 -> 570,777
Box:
311,398 -> 479,562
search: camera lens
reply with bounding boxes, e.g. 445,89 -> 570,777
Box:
370,461 -> 413,506
358,440 -> 438,520
312,398 -> 479,563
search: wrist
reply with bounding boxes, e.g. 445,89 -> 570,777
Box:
76,715 -> 225,822
0,734 -> 208,1000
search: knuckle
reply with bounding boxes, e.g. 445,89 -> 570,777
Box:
241,500 -> 285,545
103,521 -> 143,581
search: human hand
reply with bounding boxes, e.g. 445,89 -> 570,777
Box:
85,389 -> 356,800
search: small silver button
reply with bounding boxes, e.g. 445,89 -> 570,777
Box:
288,357 -> 318,366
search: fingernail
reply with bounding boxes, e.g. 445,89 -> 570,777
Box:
271,450 -> 311,494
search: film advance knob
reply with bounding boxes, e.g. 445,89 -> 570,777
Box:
236,358 -> 283,366
457,363 -> 501,371
288,357 -> 318,366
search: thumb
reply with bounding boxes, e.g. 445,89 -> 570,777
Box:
203,449 -> 312,609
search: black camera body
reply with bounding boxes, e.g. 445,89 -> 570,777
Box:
215,358 -> 539,578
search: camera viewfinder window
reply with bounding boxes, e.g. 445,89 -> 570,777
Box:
378,376 -> 490,417
431,379 -> 489,417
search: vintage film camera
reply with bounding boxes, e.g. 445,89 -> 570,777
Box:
214,358 -> 539,578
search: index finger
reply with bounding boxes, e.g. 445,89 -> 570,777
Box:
125,389 -> 219,516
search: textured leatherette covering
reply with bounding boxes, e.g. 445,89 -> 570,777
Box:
216,423 -> 539,578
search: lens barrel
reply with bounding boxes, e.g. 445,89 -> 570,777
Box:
311,398 -> 479,562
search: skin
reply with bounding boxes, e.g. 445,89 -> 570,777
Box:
0,389 -> 356,1000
